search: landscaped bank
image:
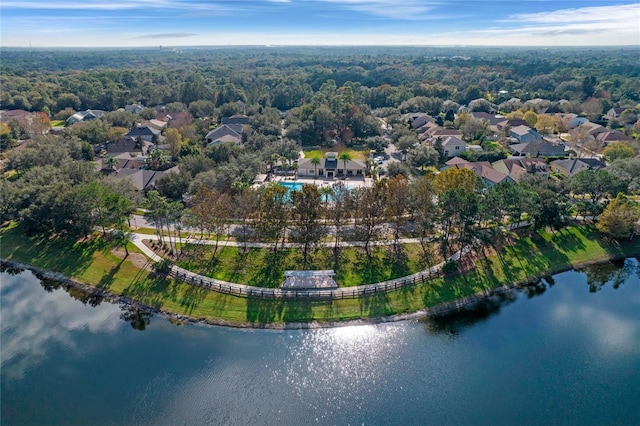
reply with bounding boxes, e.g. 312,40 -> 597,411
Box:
1,222 -> 639,328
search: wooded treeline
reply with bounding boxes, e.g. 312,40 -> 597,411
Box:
2,47 -> 639,114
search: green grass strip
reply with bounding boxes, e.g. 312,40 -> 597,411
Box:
2,222 -> 639,326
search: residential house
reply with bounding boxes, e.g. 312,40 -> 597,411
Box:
297,152 -> 366,179
440,136 -> 466,158
106,136 -> 153,156
66,109 -> 106,125
221,114 -> 250,126
550,158 -> 606,177
509,140 -> 566,157
510,125 -> 542,144
492,157 -> 548,182
124,103 -> 145,114
605,107 -> 626,119
205,124 -> 243,146
579,121 -> 606,136
566,116 -> 589,129
126,124 -> 162,143
445,157 -> 513,187
595,130 -> 635,145
142,119 -> 167,131
156,111 -> 193,128
114,169 -> 167,192
405,112 -> 435,129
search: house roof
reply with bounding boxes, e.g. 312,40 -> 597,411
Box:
445,157 -> 470,166
141,119 -> 167,130
451,161 -> 511,185
205,124 -> 241,141
470,112 -> 505,125
510,140 -> 565,157
127,125 -> 162,137
579,121 -> 606,135
551,158 -> 605,176
221,114 -> 250,125
441,136 -> 465,148
106,136 -> 153,154
595,131 -> 635,143
115,169 -> 166,191
510,125 -> 537,137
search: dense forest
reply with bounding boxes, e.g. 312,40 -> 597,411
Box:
2,46 -> 639,113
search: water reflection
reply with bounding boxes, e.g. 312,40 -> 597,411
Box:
1,269 -> 123,381
275,324 -> 408,416
424,289 -> 519,337
581,258 -> 634,292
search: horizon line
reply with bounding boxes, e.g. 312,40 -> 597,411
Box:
2,44 -> 639,49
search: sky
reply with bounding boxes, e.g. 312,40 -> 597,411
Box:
1,1 -> 639,47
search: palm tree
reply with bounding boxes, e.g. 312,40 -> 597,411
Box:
310,156 -> 321,181
105,155 -> 118,171
338,152 -> 351,177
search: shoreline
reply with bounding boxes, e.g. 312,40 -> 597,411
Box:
1,251 -> 634,330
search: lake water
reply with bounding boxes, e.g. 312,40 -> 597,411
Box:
2,259 -> 639,425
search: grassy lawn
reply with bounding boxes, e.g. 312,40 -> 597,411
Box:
50,120 -> 66,127
177,243 -> 431,288
2,222 -> 639,326
303,146 -> 370,161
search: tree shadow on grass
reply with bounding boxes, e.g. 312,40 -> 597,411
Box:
97,259 -> 123,290
549,227 -> 587,253
386,247 -> 410,279
122,275 -> 173,309
355,253 -> 386,285
248,250 -> 287,288
246,297 -> 285,324
228,249 -> 252,283
179,285 -> 209,314
358,291 -> 391,317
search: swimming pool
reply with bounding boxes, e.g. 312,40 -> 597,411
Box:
277,181 -> 355,202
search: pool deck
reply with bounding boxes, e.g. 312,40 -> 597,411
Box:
271,175 -> 373,188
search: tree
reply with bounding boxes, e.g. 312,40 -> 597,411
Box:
290,184 -> 325,266
387,161 -> 411,178
105,155 -> 118,171
258,184 -> 289,252
156,171 -> 190,200
396,134 -> 419,159
534,114 -> 559,135
408,144 -> 439,169
338,152 -> 352,176
164,127 -> 182,161
353,185 -> 385,257
328,182 -> 351,256
410,173 -> 437,260
523,110 -> 538,127
461,118 -> 490,141
582,97 -> 603,120
206,192 -> 233,254
364,135 -> 388,152
603,142 -> 636,163
106,126 -> 127,143
571,169 -> 625,205
31,112 -> 50,136
438,187 -> 479,258
433,167 -> 479,194
596,194 -> 638,240
385,175 -> 410,253
310,156 -> 321,181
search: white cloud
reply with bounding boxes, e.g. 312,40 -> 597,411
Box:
317,0 -> 441,20
506,3 -> 640,25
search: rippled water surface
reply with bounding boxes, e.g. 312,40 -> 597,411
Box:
2,259 -> 640,425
